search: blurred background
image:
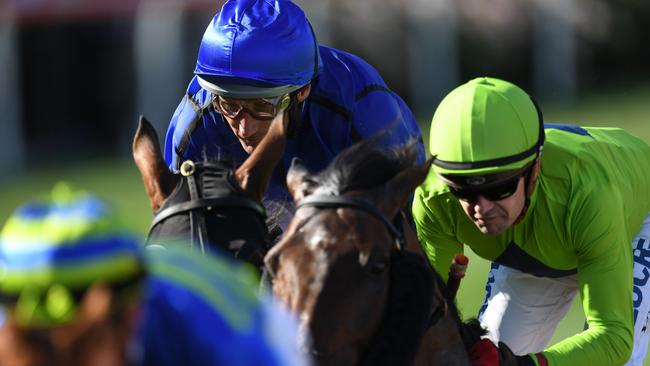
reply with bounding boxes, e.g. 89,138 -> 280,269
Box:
1,0 -> 649,357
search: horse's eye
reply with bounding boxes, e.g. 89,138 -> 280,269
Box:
369,260 -> 388,275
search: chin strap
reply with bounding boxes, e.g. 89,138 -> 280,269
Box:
513,197 -> 530,225
287,89 -> 307,138
513,157 -> 541,225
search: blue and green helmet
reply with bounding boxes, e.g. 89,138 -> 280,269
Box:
0,184 -> 145,328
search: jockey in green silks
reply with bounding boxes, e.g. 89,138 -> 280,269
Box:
413,77 -> 650,366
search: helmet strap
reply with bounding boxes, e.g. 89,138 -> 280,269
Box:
514,97 -> 544,224
287,91 -> 302,138
514,199 -> 529,225
514,156 -> 540,224
287,84 -> 313,138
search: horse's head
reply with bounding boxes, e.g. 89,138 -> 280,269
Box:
133,114 -> 286,268
265,136 -> 445,365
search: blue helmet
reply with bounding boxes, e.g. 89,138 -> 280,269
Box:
195,0 -> 321,98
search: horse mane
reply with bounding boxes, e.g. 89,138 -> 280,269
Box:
460,317 -> 486,350
313,131 -> 421,195
262,197 -> 292,244
430,268 -> 487,348
360,252 -> 486,365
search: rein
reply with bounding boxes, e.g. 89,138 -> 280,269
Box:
150,197 -> 265,229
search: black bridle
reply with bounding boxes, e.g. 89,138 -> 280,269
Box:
295,194 -> 405,250
146,160 -> 266,254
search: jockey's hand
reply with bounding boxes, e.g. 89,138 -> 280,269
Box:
469,339 -> 547,366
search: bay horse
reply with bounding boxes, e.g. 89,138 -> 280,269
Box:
264,136 -> 483,365
133,114 -> 285,269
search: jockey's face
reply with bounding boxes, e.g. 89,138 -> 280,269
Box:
218,85 -> 311,154
222,109 -> 274,154
457,176 -> 526,235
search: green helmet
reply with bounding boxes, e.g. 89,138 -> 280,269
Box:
429,77 -> 544,178
0,183 -> 145,328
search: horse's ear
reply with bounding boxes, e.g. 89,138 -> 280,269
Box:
287,158 -> 317,203
132,115 -> 178,211
380,158 -> 433,217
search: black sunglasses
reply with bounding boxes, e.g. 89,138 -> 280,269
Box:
448,176 -> 521,202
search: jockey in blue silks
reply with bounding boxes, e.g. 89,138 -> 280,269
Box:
0,184 -> 305,365
164,0 -> 425,231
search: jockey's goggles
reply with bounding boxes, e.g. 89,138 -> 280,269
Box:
213,94 -> 291,120
447,176 -> 520,202
440,162 -> 533,203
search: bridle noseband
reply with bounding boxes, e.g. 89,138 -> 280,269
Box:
147,160 -> 266,253
295,194 -> 405,250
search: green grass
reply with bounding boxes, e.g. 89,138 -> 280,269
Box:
1,82 -> 648,360
0,160 -> 152,234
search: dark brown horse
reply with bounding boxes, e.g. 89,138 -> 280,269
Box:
133,113 -> 286,269
265,136 -> 481,365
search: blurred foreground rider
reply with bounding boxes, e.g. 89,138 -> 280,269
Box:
164,0 -> 425,233
0,184 -> 305,366
413,77 -> 650,365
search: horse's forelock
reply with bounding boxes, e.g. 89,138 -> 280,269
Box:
315,132 -> 420,194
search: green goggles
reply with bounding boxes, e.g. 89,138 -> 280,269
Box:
212,94 -> 291,120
